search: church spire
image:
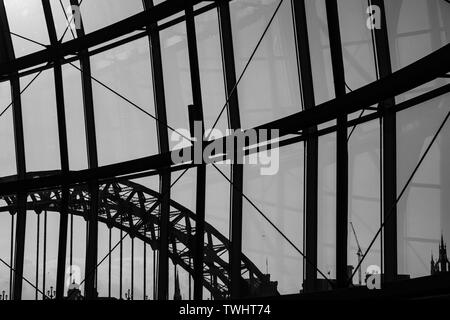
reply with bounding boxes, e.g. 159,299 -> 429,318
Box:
432,234 -> 450,275
431,251 -> 434,274
174,266 -> 182,300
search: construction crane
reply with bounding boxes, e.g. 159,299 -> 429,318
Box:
349,221 -> 363,286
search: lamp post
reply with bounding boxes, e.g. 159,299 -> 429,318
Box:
125,289 -> 132,300
47,286 -> 55,299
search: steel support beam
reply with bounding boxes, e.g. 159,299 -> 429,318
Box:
0,0 -> 205,78
0,44 -> 448,196
325,0 -> 348,289
42,0 -> 71,300
84,180 -> 98,299
217,0 -> 243,299
69,0 -> 99,300
0,0 -> 27,300
185,2 -> 207,300
56,187 -> 69,299
371,0 -> 398,283
12,192 -> 26,301
143,0 -> 172,301
292,0 -> 319,292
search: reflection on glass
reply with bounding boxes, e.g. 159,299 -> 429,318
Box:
230,0 -> 302,130
386,0 -> 450,72
80,0 -> 143,34
397,93 -> 450,278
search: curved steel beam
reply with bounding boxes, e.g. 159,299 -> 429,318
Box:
0,43 -> 448,197
0,0 -> 204,77
0,179 -> 277,299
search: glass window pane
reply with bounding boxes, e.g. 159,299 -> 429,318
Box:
243,143 -> 304,295
21,70 -> 61,172
397,92 -> 450,279
0,199 -> 14,298
386,0 -> 450,72
305,0 -> 335,106
348,120 -> 381,286
80,0 -> 143,34
160,22 -> 193,150
230,0 -> 302,129
195,10 -> 227,132
4,0 -> 49,57
63,62 -> 88,170
338,0 -> 377,90
0,81 -> 16,177
317,133 -> 336,283
91,38 -> 158,166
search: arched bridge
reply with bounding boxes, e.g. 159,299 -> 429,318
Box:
0,178 -> 278,299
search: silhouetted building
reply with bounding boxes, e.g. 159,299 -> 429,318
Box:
244,274 -> 278,297
431,235 -> 450,275
66,282 -> 83,300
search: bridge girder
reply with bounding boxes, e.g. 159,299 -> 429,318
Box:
0,179 -> 276,299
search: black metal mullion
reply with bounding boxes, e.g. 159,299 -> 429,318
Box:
371,0 -> 397,283
9,213 -> 14,299
325,0 -> 348,289
42,211 -> 47,298
185,2 -> 206,301
217,0 -> 243,299
143,241 -> 146,299
35,213 -> 40,300
120,219 -> 123,298
292,0 -> 318,292
41,0 -> 71,300
131,237 -> 134,299
143,0 -> 172,301
0,0 -> 205,78
0,0 -> 27,301
68,0 -> 99,300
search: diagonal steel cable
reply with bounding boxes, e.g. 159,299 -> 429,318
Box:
211,163 -> 334,287
0,257 -> 50,299
205,0 -> 285,141
0,71 -> 43,119
10,32 -> 47,48
7,30 -> 192,143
